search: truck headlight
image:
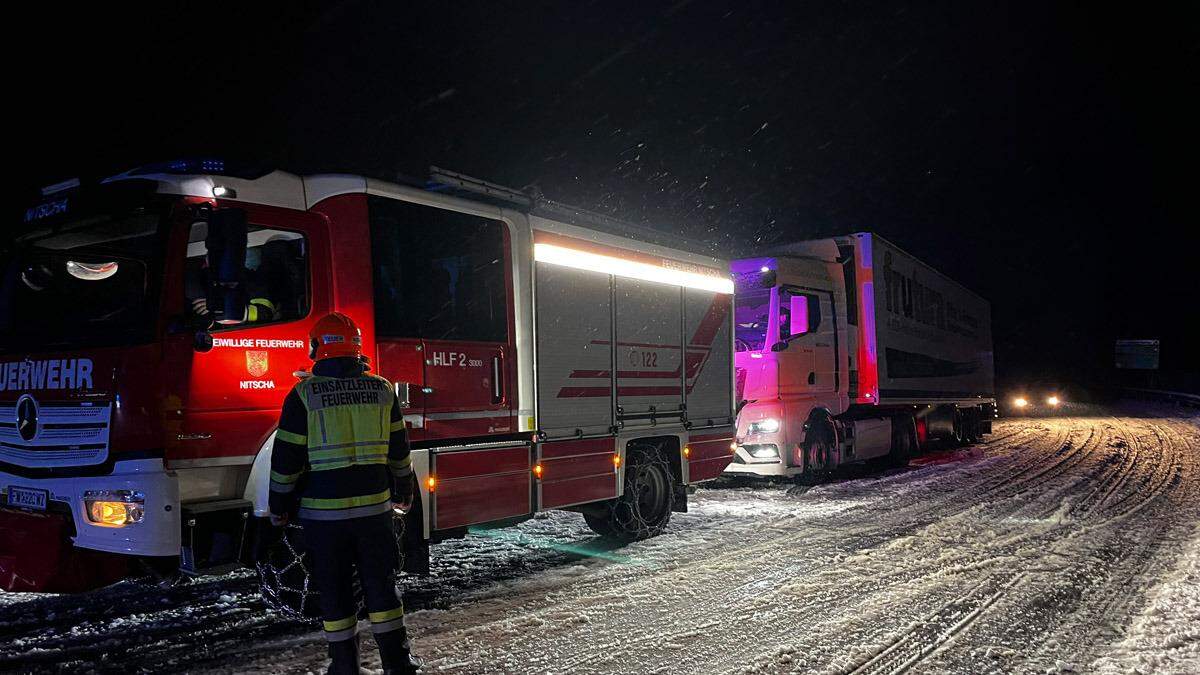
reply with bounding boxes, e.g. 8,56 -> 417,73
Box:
748,418 -> 781,434
1046,395 -> 1060,406
84,490 -> 145,527
1013,397 -> 1028,408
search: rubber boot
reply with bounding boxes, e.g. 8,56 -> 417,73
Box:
326,634 -> 360,675
376,627 -> 423,674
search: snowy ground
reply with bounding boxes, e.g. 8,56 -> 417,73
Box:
2,402 -> 1199,674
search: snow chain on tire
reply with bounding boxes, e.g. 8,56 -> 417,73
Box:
256,523 -> 317,619
586,446 -> 674,541
257,514 -> 406,621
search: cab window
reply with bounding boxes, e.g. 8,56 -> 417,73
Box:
368,196 -> 508,342
185,222 -> 309,327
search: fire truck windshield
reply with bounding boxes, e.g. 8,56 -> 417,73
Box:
734,289 -> 771,352
0,206 -> 168,351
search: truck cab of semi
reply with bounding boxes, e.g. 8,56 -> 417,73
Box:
728,234 -> 995,480
731,244 -> 854,475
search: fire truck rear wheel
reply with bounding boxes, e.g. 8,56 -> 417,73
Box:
584,445 -> 674,541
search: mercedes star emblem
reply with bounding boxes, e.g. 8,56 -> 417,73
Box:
15,394 -> 39,443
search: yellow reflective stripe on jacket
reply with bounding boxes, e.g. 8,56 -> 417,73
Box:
307,442 -> 390,471
388,456 -> 412,473
300,488 -> 391,511
389,419 -> 407,432
309,456 -> 388,473
275,429 -> 307,445
308,441 -> 390,461
270,470 -> 302,484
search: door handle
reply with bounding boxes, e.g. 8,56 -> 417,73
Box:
177,433 -> 212,441
492,355 -> 504,404
808,372 -> 816,385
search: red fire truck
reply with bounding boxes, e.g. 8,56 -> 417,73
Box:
0,162 -> 735,603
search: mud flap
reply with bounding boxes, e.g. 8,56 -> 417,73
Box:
400,498 -> 430,575
671,482 -> 688,513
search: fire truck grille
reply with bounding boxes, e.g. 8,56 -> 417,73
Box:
0,401 -> 111,468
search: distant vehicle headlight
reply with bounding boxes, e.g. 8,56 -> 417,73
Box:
748,418 -> 781,434
1046,395 -> 1060,406
1013,397 -> 1028,408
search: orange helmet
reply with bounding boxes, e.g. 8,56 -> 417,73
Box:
308,312 -> 363,361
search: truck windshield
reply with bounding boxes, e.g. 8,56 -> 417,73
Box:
734,289 -> 771,352
0,206 -> 168,351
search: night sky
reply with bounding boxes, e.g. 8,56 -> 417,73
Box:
10,2 -> 1197,390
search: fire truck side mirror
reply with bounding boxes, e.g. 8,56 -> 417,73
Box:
204,208 -> 249,325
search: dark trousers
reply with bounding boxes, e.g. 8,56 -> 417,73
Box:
302,513 -> 405,642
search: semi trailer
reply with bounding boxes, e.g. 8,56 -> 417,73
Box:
0,162 -> 736,605
728,233 -> 994,479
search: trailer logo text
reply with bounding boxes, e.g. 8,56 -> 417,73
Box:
881,251 -> 979,339
0,358 -> 94,391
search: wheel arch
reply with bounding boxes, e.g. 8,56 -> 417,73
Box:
243,431 -> 277,518
621,433 -> 683,485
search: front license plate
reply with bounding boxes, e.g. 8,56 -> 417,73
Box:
7,486 -> 48,511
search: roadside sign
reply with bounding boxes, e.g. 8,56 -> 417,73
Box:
1115,339 -> 1160,370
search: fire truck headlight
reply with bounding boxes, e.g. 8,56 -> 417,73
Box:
84,490 -> 145,527
748,418 -> 781,435
1047,395 -> 1060,406
1013,397 -> 1028,408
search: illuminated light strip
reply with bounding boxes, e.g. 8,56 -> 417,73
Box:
534,243 -> 734,294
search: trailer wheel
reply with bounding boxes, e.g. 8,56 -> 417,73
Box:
257,515 -> 406,620
962,408 -> 981,444
951,408 -> 966,446
584,445 -> 674,541
888,416 -> 916,468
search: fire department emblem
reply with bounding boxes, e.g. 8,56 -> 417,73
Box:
245,351 -> 269,378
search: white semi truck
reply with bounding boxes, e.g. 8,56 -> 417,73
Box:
728,233 -> 994,479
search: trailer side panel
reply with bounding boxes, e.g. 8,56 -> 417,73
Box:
870,234 -> 994,401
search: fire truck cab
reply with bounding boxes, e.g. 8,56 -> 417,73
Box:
0,161 -> 736,595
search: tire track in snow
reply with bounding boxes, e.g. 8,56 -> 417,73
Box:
412,421 -> 1110,673
410,428 -> 1072,672
843,573 -> 1029,675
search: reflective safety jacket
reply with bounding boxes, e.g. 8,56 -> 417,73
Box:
268,357 -> 411,521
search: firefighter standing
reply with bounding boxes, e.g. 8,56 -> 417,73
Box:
268,312 -> 421,674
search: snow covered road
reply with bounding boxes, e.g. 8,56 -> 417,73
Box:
3,403 -> 1199,674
